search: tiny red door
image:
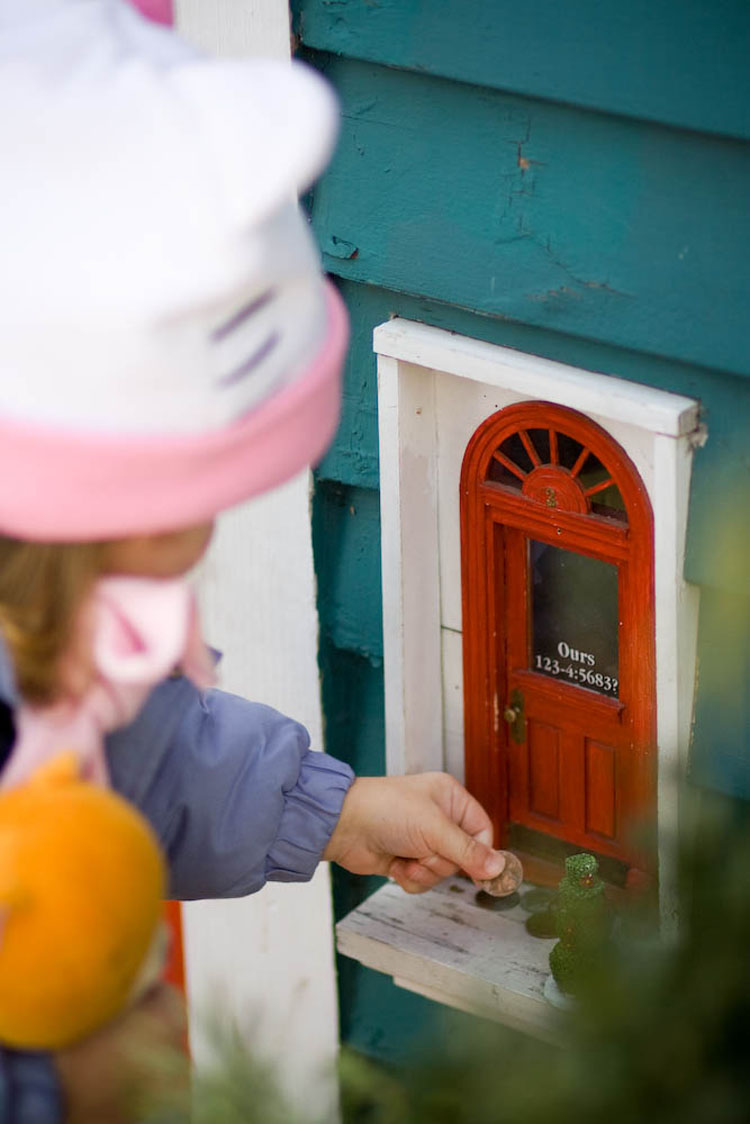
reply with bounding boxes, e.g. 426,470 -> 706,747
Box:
461,403 -> 655,883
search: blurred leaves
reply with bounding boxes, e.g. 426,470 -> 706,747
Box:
190,1021 -> 305,1124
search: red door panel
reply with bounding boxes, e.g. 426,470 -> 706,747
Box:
526,720 -> 561,822
584,739 -> 617,840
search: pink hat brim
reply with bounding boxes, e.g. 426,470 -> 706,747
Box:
0,282 -> 348,541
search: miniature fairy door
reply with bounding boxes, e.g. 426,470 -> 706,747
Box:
461,403 -> 656,885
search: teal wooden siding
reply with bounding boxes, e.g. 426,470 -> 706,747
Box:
295,0 -> 750,140
311,57 -> 749,378
294,0 -> 750,1062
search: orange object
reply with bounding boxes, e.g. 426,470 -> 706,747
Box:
0,753 -> 166,1049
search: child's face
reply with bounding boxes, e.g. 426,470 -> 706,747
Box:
101,521 -> 215,579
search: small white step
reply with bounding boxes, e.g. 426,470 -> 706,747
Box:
336,876 -> 562,1042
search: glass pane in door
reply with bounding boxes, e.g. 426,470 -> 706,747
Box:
530,540 -> 619,697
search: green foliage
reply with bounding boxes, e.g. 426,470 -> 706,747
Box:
142,1019 -> 306,1124
190,1027 -> 303,1124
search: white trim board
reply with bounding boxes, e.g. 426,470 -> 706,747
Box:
175,0 -> 291,57
358,319 -> 703,1023
374,319 -> 699,437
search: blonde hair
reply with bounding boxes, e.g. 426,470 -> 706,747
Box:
0,537 -> 105,705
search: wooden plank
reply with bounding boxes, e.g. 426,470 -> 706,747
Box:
378,357 -> 444,775
294,0 -> 750,141
336,876 -> 561,1041
377,319 -> 700,440
311,60 -> 750,379
178,0 -> 290,57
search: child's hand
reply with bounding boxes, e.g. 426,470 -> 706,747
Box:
54,983 -> 189,1123
323,773 -> 507,893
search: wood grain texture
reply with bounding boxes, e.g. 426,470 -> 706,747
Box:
293,0 -> 750,140
177,0 -> 289,56
375,319 -> 699,437
336,876 -> 560,1041
309,58 -> 750,379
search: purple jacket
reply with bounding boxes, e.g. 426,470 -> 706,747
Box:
0,641 -> 354,1122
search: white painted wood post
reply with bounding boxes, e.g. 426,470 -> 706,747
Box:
176,0 -> 291,57
174,3 -> 340,1116
378,354 -> 444,778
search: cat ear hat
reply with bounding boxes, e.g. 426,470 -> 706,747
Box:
0,0 -> 347,541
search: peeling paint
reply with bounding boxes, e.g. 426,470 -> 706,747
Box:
326,235 -> 359,260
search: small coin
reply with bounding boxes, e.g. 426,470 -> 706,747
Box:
476,851 -> 524,897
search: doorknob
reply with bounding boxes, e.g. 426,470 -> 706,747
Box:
503,689 -> 526,743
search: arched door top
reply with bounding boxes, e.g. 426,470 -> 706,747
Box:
461,402 -> 651,538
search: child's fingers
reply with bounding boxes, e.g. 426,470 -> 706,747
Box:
412,852 -> 460,880
429,773 -> 495,845
389,857 -> 445,893
420,801 -> 506,884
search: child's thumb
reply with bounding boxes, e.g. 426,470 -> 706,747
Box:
429,813 -> 506,882
465,839 -> 507,882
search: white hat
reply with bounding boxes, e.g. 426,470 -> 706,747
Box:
0,0 -> 348,539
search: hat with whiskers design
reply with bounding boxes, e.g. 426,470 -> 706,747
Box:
0,0 -> 347,540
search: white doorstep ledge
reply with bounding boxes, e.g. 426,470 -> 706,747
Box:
336,876 -> 561,1042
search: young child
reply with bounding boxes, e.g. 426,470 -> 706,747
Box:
0,2 -> 509,1120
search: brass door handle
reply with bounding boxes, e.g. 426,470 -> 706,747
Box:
503,690 -> 526,743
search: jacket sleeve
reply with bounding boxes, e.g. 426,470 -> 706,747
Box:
105,679 -> 355,900
0,1050 -> 63,1124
